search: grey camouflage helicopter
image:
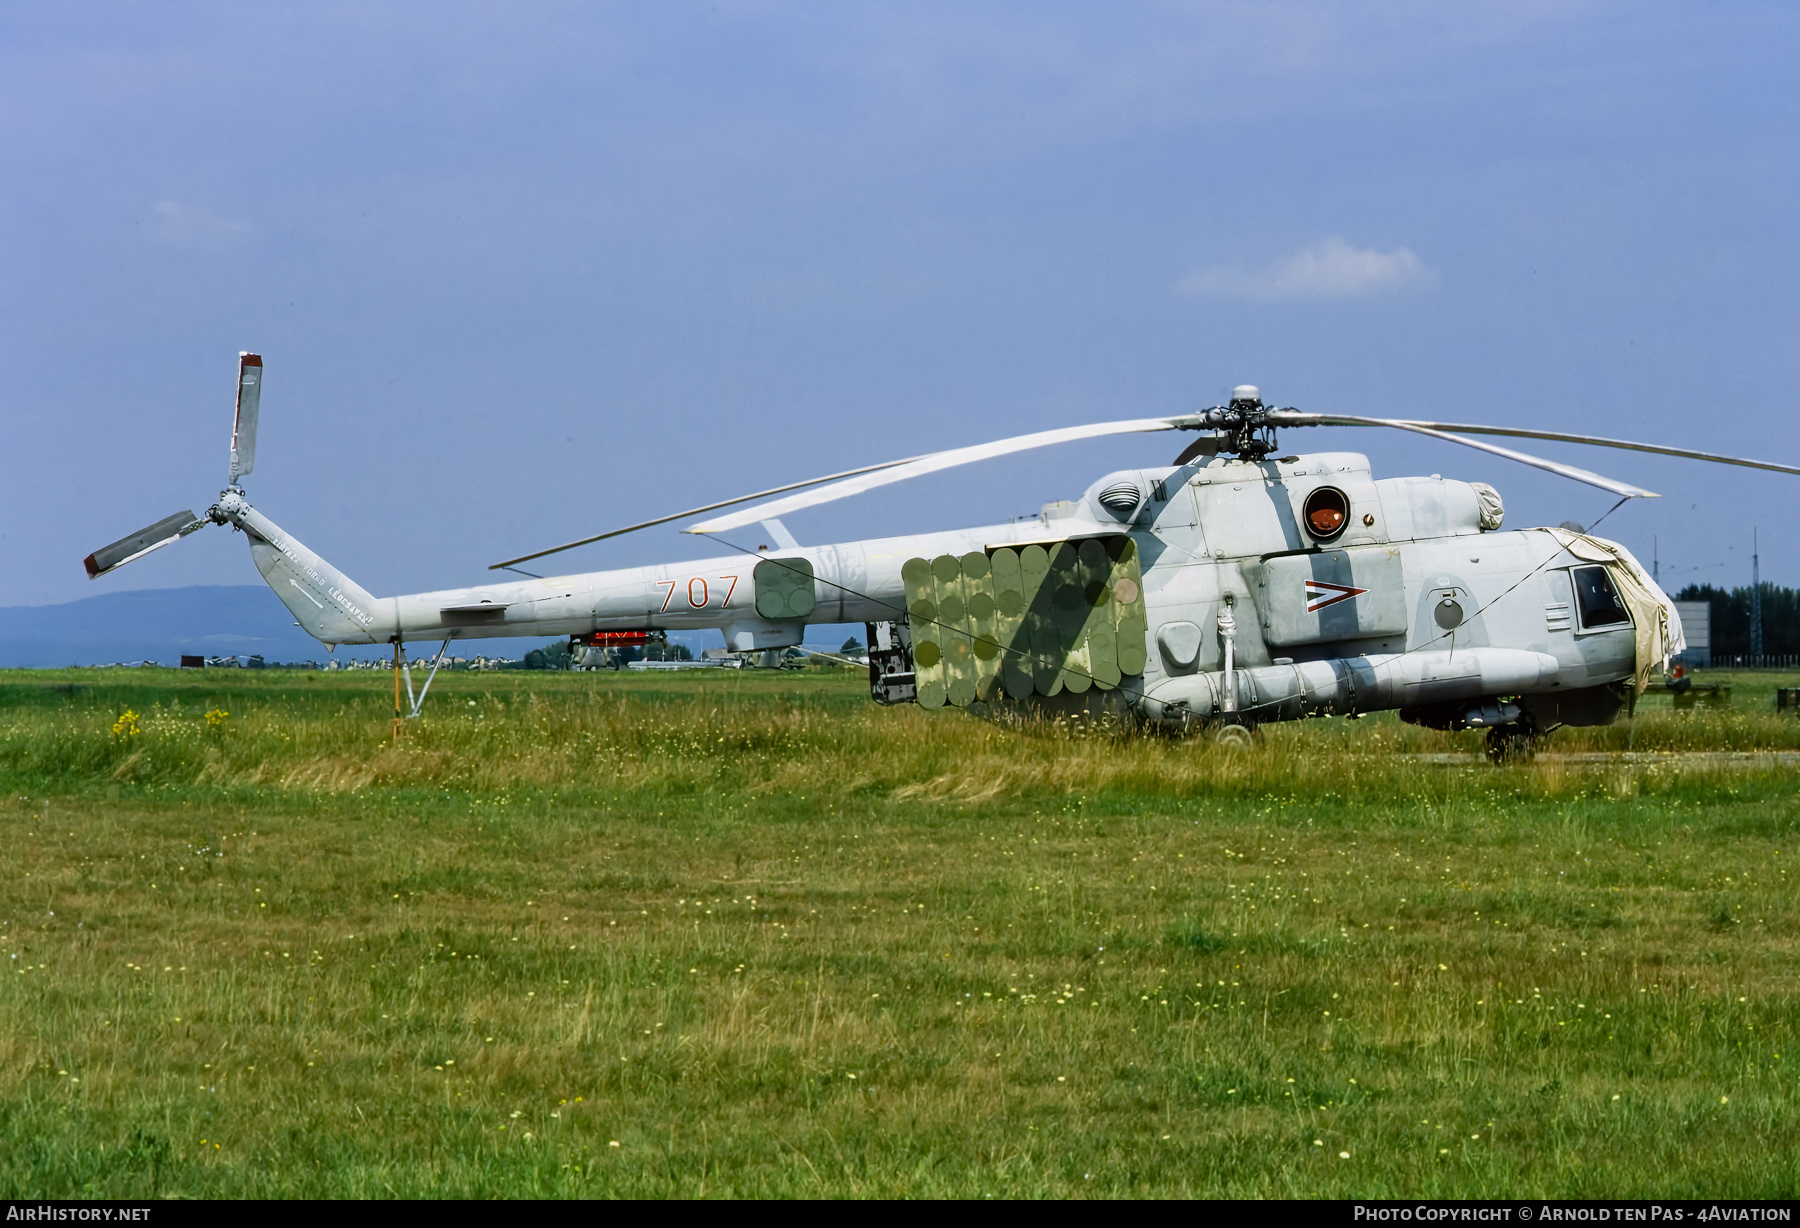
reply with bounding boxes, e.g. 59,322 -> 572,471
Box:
86,355 -> 1800,759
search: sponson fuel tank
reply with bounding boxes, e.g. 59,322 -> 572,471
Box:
1136,647 -> 1562,727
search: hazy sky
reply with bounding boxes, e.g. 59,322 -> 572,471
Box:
5,2 -> 1798,610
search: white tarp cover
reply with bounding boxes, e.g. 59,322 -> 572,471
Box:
1470,482 -> 1505,530
1543,527 -> 1685,694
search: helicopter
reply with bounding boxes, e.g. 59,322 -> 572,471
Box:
84,354 -> 1800,759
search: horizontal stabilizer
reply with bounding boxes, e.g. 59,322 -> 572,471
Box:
84,510 -> 203,579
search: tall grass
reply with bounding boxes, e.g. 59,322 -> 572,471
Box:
0,668 -> 1797,1197
6,669 -> 1799,802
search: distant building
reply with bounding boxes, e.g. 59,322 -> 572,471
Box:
1673,600 -> 1710,668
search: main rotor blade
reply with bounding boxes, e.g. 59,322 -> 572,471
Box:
1277,412 -> 1800,478
687,415 -> 1201,535
84,510 -> 207,579
1269,412 -> 1658,499
228,352 -> 263,483
487,455 -> 928,570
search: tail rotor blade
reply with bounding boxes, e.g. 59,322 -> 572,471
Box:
228,352 -> 263,483
84,510 -> 207,579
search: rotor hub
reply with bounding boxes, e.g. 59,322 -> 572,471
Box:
1192,385 -> 1282,459
214,488 -> 250,522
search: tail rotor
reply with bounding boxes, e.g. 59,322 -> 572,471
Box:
82,351 -> 263,580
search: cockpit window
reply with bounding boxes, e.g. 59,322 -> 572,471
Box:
1572,565 -> 1630,629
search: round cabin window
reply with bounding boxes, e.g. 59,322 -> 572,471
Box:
1302,486 -> 1350,542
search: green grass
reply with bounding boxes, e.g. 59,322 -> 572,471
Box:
2,665 -> 1799,1197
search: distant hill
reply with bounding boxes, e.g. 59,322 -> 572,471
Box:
0,586 -> 363,667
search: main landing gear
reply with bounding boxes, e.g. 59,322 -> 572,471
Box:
1212,724 -> 1253,750
1484,721 -> 1538,764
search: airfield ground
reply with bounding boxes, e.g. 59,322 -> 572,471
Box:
1,665 -> 1798,1198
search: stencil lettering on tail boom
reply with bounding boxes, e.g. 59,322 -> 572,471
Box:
260,530 -> 376,626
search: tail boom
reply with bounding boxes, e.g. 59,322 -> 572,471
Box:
222,493 -> 391,644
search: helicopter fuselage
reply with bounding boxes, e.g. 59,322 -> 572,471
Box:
228,450 -> 1675,733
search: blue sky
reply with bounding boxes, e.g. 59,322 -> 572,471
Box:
4,2 -> 1798,609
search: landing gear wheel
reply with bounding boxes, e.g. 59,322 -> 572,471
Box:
1214,724 -> 1253,750
1485,723 -> 1536,764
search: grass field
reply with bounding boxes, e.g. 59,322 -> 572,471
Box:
2,664 -> 1798,1198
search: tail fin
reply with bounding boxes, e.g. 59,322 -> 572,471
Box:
229,501 -> 391,644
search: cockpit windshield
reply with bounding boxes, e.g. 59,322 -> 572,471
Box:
1572,565 -> 1631,629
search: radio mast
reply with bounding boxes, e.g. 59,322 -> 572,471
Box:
1752,528 -> 1764,660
